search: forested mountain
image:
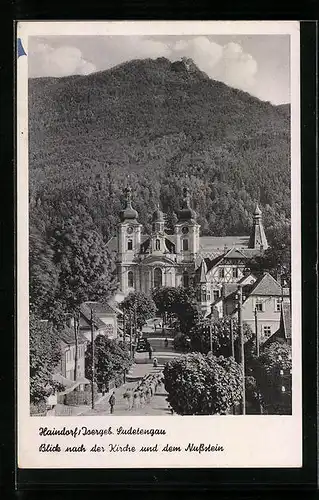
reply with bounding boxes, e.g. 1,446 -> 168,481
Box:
29,56 -> 291,242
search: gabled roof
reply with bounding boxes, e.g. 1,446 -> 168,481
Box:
56,326 -> 87,346
80,302 -> 115,329
82,301 -> 116,315
249,272 -> 285,297
223,247 -> 248,259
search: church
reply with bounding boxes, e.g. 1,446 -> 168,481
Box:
106,185 -> 269,315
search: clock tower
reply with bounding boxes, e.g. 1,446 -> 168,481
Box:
117,186 -> 142,293
174,187 -> 200,263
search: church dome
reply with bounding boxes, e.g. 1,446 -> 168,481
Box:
120,186 -> 138,222
120,206 -> 138,222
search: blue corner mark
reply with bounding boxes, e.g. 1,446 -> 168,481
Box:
17,38 -> 27,58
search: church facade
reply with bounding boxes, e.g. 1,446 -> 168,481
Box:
106,185 -> 269,315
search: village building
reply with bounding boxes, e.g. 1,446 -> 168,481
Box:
79,301 -> 121,341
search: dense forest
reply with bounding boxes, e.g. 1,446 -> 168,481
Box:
28,57 -> 291,319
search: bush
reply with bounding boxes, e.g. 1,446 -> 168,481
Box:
30,400 -> 47,415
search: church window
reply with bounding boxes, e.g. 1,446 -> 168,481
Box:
219,268 -> 225,278
154,268 -> 162,288
182,239 -> 189,251
183,271 -> 189,288
232,267 -> 239,278
127,239 -> 133,250
155,239 -> 160,251
128,271 -> 134,288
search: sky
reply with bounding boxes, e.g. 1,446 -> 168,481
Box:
28,35 -> 290,105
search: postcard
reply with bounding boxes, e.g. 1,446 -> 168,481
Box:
17,20 -> 302,469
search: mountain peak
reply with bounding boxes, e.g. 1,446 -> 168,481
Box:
170,57 -> 208,78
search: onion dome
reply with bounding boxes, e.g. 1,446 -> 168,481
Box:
152,204 -> 164,222
177,187 -> 197,222
120,186 -> 138,222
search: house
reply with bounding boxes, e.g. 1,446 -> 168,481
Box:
232,273 -> 290,343
79,301 -> 120,341
263,302 -> 292,346
213,273 -> 258,319
56,326 -> 88,382
107,184 -> 268,316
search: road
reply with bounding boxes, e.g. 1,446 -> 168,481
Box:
80,336 -> 181,416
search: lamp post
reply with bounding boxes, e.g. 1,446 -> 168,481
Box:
236,285 -> 246,415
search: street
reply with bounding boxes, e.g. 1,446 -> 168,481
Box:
79,336 -> 180,416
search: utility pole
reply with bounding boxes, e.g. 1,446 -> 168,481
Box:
90,308 -> 95,410
133,301 -> 137,343
73,311 -> 79,381
237,285 -> 246,415
230,318 -> 235,359
209,320 -> 213,354
255,307 -> 259,357
129,310 -> 133,359
123,313 -> 126,345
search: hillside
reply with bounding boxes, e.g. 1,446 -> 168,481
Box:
28,57 -> 291,241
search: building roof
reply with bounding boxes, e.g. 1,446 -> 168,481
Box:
249,272 -> 287,297
80,302 -> 115,329
199,236 -> 250,252
281,302 -> 292,340
83,301 -> 116,315
56,326 -> 87,346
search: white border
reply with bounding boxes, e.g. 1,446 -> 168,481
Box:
17,21 -> 302,469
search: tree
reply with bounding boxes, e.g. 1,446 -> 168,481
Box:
29,227 -> 60,318
49,222 -> 116,324
85,335 -> 132,389
248,341 -> 292,414
29,314 -> 63,405
152,285 -> 199,333
163,352 -> 243,415
188,316 -> 253,358
249,223 -> 291,287
120,291 -> 156,331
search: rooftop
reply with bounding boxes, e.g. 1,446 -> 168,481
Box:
249,272 -> 288,297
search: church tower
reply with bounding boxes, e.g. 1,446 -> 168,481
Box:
174,187 -> 200,262
117,186 -> 142,294
150,205 -> 168,254
248,204 -> 269,250
197,258 -> 211,317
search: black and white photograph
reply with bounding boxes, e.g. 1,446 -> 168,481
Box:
26,31 -> 293,417
17,21 -> 302,470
